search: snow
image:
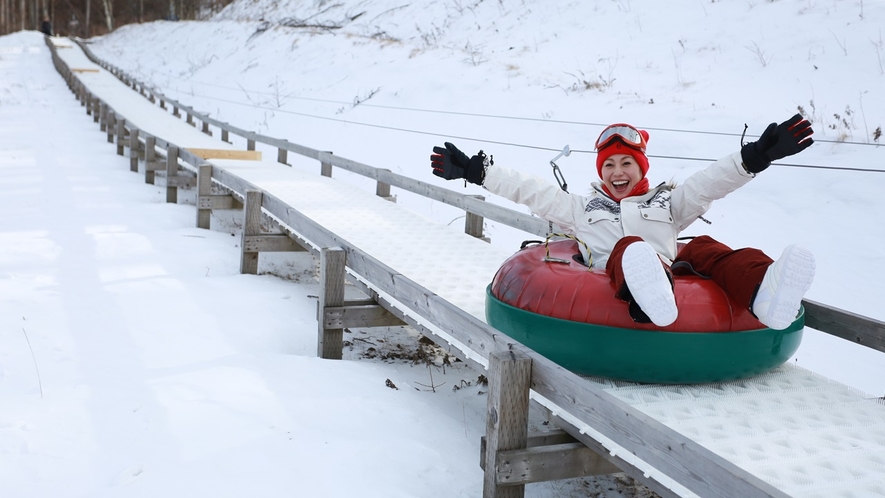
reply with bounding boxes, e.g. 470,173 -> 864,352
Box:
2,0 -> 885,496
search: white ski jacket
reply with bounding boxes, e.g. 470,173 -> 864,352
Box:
483,151 -> 755,269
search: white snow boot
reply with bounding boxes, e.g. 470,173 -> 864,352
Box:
622,241 -> 678,327
752,244 -> 816,330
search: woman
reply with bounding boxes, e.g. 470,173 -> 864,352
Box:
430,115 -> 816,330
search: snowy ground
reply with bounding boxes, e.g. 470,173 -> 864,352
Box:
1,31 -> 653,498
2,0 -> 885,496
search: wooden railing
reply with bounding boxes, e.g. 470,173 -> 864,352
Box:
51,37 -> 885,498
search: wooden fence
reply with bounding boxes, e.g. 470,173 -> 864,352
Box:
50,37 -> 885,498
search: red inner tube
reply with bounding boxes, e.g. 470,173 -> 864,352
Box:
490,240 -> 765,332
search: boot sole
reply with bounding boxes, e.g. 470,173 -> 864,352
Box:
622,242 -> 678,327
763,245 -> 816,330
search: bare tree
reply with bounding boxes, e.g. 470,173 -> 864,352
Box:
100,0 -> 111,31
0,0 -> 233,35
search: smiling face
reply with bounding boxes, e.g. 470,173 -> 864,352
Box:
601,154 -> 643,200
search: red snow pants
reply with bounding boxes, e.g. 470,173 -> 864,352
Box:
605,235 -> 774,309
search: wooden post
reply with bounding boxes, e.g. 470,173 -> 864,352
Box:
92,98 -> 99,122
144,135 -> 156,184
483,350 -> 532,498
277,147 -> 288,166
186,112 -> 195,127
321,157 -> 333,178
106,112 -> 115,143
201,121 -> 212,136
116,118 -> 125,156
376,179 -> 391,199
317,247 -> 346,360
466,195 -> 489,242
196,165 -> 212,229
99,103 -> 107,131
173,105 -> 180,118
375,169 -> 395,202
85,92 -> 92,114
166,146 -> 179,203
247,138 -> 256,151
221,129 -> 230,144
240,190 -> 262,275
160,98 -> 166,110
129,127 -> 139,172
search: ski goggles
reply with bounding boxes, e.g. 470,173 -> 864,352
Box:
594,123 -> 647,152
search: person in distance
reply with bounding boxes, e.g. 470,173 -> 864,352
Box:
40,16 -> 53,37
430,114 -> 816,330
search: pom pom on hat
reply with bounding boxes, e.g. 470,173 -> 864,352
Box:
595,129 -> 650,178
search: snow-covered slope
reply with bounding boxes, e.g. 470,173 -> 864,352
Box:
87,0 -> 885,397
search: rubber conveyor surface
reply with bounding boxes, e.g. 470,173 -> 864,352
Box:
54,38 -> 239,151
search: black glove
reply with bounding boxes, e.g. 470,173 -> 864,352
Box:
430,142 -> 487,185
741,113 -> 814,173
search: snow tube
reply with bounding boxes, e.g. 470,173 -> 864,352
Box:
486,240 -> 804,384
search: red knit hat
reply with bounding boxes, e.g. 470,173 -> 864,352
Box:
595,129 -> 650,179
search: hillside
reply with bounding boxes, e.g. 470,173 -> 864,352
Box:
88,0 -> 885,396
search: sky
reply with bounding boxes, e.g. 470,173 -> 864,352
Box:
2,0 -> 885,496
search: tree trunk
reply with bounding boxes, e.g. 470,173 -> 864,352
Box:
19,0 -> 24,30
84,0 -> 89,37
100,0 -> 111,31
